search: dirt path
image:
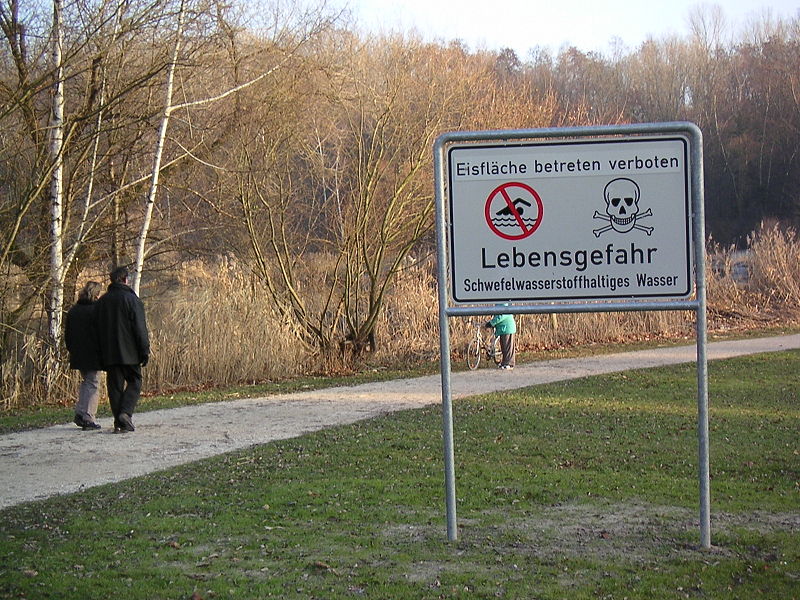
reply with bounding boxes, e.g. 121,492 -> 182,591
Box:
2,334 -> 799,510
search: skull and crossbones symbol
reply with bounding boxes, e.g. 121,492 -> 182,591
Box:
593,177 -> 653,237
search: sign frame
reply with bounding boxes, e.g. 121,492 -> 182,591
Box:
433,123 -> 711,549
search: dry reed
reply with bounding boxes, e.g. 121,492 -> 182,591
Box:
2,224 -> 799,408
747,222 -> 800,314
143,257 -> 304,392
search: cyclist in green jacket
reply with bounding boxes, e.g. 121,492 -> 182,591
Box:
484,312 -> 516,370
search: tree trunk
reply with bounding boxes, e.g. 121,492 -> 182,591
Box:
132,0 -> 186,295
44,0 -> 65,400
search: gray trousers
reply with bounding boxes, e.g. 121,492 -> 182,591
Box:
75,369 -> 100,422
498,334 -> 515,367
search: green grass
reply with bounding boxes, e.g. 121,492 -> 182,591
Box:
1,352 -> 798,599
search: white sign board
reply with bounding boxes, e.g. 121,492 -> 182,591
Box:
447,135 -> 693,304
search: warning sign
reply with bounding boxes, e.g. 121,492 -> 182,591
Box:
484,182 -> 543,240
446,135 -> 693,304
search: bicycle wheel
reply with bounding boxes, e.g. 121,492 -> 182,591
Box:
491,336 -> 502,365
466,338 -> 481,370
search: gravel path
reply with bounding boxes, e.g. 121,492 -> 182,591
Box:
2,334 -> 799,510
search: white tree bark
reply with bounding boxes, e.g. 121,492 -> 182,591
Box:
62,3 -> 122,276
131,0 -> 186,295
130,0 -> 332,294
45,0 -> 65,396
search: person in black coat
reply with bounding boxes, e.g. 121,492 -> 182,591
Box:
64,281 -> 104,430
95,266 -> 150,433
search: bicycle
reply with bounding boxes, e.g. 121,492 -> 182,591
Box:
466,320 -> 501,370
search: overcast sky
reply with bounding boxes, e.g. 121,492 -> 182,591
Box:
331,0 -> 799,57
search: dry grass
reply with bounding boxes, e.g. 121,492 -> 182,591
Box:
747,221 -> 800,312
143,257 -> 304,393
2,223 -> 800,407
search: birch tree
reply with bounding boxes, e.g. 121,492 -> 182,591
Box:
129,0 -> 339,294
43,0 -> 65,396
130,0 -> 186,295
1,0 -> 186,401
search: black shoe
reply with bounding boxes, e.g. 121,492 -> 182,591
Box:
117,413 -> 135,433
74,415 -> 100,430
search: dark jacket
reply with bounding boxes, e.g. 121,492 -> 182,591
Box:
64,299 -> 102,371
95,282 -> 150,367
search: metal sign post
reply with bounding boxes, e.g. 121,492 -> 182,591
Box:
434,122 -> 710,548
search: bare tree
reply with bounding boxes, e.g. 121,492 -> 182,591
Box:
129,0 -> 339,294
130,0 -> 187,295
624,37 -> 693,122
0,0 -> 202,401
43,0 -> 65,397
230,34 -> 558,357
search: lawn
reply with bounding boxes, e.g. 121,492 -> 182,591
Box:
1,351 -> 798,599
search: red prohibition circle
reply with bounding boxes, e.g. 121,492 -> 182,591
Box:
484,182 -> 543,240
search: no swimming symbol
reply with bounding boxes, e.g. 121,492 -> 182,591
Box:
484,182 -> 543,240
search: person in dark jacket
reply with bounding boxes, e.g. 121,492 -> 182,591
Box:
64,281 -> 104,430
95,266 -> 150,433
